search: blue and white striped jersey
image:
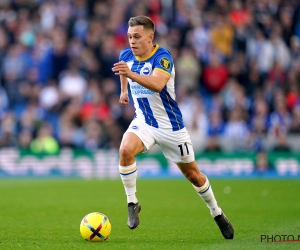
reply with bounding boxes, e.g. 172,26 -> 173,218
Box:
119,44 -> 185,131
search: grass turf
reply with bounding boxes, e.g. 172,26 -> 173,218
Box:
0,179 -> 300,250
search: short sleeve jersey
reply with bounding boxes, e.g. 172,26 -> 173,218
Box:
119,44 -> 184,131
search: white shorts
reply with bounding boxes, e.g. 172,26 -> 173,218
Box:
125,120 -> 195,164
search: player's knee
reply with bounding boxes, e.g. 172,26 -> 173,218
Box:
119,146 -> 134,161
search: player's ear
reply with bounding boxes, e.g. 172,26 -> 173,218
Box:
148,32 -> 154,43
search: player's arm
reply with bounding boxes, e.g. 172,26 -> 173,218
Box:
112,61 -> 169,92
119,75 -> 130,106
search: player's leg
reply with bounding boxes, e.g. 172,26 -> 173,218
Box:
158,129 -> 223,217
177,161 -> 234,239
157,127 -> 233,239
177,161 -> 222,217
119,122 -> 156,229
119,132 -> 144,204
119,132 -> 144,229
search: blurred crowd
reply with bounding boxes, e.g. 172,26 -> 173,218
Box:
0,0 -> 300,154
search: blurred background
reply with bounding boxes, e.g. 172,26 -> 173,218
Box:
0,0 -> 300,178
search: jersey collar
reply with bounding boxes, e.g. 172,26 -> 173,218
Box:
135,44 -> 159,61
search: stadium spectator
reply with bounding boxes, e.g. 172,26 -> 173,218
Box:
18,129 -> 32,150
0,0 -> 299,153
207,110 -> 225,136
187,17 -> 210,62
289,104 -> 300,133
59,60 -> 87,102
254,150 -> 270,173
203,52 -> 229,94
250,97 -> 269,135
175,47 -> 201,91
229,0 -> 251,28
286,83 -> 300,110
269,90 -> 292,137
244,61 -> 263,98
210,13 -> 234,58
30,123 -> 59,154
0,86 -> 8,118
0,111 -> 17,147
271,134 -> 291,152
223,108 -> 249,151
204,135 -> 222,153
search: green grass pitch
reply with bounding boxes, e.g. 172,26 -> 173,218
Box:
0,178 -> 300,250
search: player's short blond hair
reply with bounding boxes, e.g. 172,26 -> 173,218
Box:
128,16 -> 155,32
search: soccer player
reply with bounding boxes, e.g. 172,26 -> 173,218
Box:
112,15 -> 234,239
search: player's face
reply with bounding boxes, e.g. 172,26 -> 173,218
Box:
127,25 -> 153,58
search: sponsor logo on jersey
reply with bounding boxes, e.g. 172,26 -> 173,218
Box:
131,85 -> 154,95
160,57 -> 171,70
131,125 -> 139,130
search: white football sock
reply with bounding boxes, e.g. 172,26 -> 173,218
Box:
193,176 -> 222,217
119,162 -> 138,204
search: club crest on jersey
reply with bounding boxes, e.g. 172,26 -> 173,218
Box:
140,62 -> 152,75
160,57 -> 171,70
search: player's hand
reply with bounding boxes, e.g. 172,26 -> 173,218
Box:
119,91 -> 129,106
112,61 -> 132,78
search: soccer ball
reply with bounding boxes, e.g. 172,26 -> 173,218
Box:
80,212 -> 112,242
